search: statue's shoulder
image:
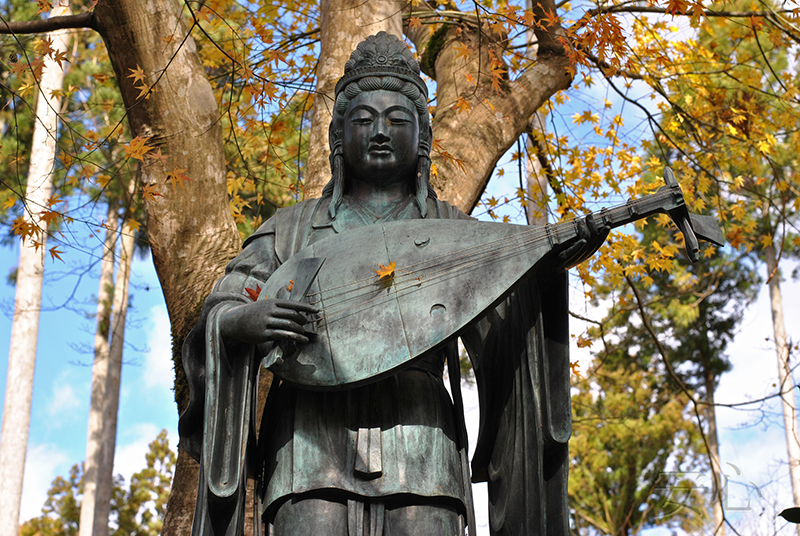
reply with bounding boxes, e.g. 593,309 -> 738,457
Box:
242,198 -> 327,248
429,197 -> 473,221
241,197 -> 330,262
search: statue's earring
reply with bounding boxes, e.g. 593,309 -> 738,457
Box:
329,148 -> 344,219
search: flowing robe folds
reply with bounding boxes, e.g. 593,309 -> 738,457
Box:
179,194 -> 572,536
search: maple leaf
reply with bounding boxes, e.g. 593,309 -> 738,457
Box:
408,16 -> 422,30
51,49 -> 68,70
453,96 -> 471,115
287,279 -> 294,292
38,209 -> 59,228
92,73 -> 111,84
165,167 -> 192,191
124,136 -> 154,161
45,194 -> 64,208
265,49 -> 287,67
96,174 -> 111,188
48,246 -> 64,263
374,261 -> 396,280
245,284 -> 262,301
147,148 -> 170,166
36,0 -> 50,14
134,83 -> 151,100
453,42 -> 472,64
141,183 -> 163,203
127,65 -> 146,86
570,360 -> 583,378
12,216 -> 37,242
124,219 -> 141,234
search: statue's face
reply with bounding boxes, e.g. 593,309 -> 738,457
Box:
342,89 -> 420,188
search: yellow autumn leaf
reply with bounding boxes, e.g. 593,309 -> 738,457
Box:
374,261 -> 396,280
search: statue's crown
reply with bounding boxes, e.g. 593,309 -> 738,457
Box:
334,32 -> 428,99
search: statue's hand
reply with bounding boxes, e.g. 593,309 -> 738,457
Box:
554,214 -> 610,270
219,299 -> 319,345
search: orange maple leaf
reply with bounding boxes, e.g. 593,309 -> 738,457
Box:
287,279 -> 294,292
245,283 -> 261,301
49,246 -> 64,263
569,360 -> 583,379
408,16 -> 422,30
124,136 -> 154,161
453,96 -> 471,115
141,183 -> 163,203
165,167 -> 192,190
374,261 -> 396,280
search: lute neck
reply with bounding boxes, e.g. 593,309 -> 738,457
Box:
546,182 -> 686,245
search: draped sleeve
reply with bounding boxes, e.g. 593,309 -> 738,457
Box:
178,217 -> 279,461
462,269 -> 572,535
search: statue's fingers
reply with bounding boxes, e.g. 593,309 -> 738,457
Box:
270,307 -> 316,324
585,214 -> 610,250
557,239 -> 587,267
272,299 -> 320,315
264,328 -> 310,344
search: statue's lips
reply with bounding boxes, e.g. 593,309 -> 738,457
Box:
369,144 -> 393,154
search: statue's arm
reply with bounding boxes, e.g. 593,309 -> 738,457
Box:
179,231 -> 280,461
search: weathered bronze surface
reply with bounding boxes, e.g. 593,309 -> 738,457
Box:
178,32 -> 723,536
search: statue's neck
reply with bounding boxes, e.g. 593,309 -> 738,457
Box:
347,176 -> 413,218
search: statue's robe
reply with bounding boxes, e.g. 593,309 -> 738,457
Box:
179,194 -> 572,536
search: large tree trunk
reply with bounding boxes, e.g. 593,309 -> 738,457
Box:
0,5 -> 70,534
78,205 -> 118,536
303,0 -> 406,199
765,244 -> 800,535
90,1 -> 240,533
93,218 -> 135,536
403,1 -> 573,213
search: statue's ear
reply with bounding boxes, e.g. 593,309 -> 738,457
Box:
419,124 -> 433,156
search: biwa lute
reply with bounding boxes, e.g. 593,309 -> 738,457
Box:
260,168 -> 724,389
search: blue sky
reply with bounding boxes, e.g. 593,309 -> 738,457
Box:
0,240 -> 179,520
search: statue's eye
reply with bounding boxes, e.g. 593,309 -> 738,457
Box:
386,113 -> 413,126
350,113 -> 374,124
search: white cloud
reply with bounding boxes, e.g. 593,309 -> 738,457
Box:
46,382 -> 81,423
143,305 -> 174,391
20,443 -> 69,523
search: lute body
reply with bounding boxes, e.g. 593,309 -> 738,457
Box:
261,168 -> 724,389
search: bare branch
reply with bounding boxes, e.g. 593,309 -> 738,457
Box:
0,12 -> 96,35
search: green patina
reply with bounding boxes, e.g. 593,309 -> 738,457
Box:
420,24 -> 450,78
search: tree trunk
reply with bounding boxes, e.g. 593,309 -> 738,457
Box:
93,227 -> 133,536
94,213 -> 135,536
0,5 -> 70,534
765,244 -> 800,534
403,1 -> 573,213
91,1 -> 240,533
78,205 -> 118,536
704,372 -> 725,536
303,0 -> 405,199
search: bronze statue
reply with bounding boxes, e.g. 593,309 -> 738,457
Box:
178,32 -> 723,536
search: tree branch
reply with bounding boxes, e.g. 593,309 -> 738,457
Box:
585,5 -> 793,18
0,12 -> 96,35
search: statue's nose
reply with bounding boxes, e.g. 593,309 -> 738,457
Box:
371,119 -> 390,142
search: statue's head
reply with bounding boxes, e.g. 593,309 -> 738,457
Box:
323,32 -> 436,218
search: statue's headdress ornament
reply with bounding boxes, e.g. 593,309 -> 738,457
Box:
334,32 -> 428,100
